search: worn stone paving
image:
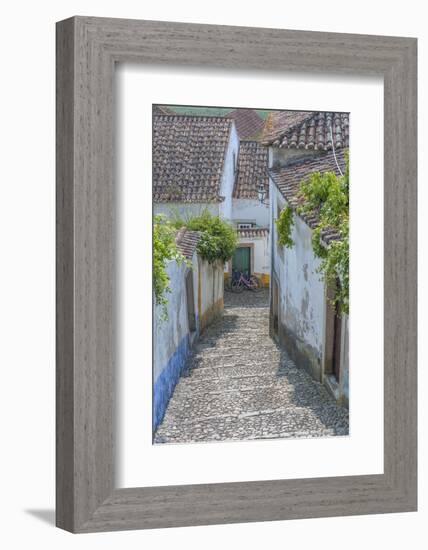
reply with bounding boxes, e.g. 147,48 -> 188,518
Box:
154,289 -> 349,444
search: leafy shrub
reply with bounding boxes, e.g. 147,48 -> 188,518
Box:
174,210 -> 238,264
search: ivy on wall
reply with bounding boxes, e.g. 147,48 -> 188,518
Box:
276,153 -> 350,314
275,206 -> 294,248
153,215 -> 186,320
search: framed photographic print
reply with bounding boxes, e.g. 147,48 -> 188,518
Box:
56,16 -> 417,532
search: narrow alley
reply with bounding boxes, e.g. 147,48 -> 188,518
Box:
154,289 -> 349,444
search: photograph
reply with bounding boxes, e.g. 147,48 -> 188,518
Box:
152,105 -> 350,444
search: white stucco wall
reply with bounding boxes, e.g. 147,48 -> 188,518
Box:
219,123 -> 240,221
232,198 -> 270,228
270,180 -> 326,371
153,259 -> 192,383
154,255 -> 225,383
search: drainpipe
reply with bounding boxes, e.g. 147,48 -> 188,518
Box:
269,178 -> 275,335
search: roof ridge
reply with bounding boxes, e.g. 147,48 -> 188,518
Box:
153,113 -> 232,123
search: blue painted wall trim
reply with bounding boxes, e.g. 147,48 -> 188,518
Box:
153,334 -> 191,432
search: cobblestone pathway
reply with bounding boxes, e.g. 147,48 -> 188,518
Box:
154,289 -> 349,444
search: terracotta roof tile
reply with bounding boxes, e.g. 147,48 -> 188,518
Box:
226,109 -> 264,140
153,115 -> 232,203
237,227 -> 269,238
175,228 -> 201,259
262,110 -> 349,151
270,149 -> 347,243
234,141 -> 269,199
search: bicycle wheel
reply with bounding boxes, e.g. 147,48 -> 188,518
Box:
250,276 -> 263,292
231,279 -> 245,293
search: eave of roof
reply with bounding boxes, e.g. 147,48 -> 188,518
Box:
262,110 -> 349,152
237,227 -> 269,238
175,228 -> 201,259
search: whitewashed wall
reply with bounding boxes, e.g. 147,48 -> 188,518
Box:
270,181 -> 326,380
198,258 -> 224,331
153,258 -> 194,429
232,198 -> 270,227
252,236 -> 270,275
219,123 -> 240,221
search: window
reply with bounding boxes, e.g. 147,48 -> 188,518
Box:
237,222 -> 255,229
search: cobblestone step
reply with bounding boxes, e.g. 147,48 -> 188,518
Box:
181,363 -> 292,381
154,405 -> 348,444
165,381 -> 344,422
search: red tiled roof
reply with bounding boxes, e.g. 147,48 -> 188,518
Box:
270,149 -> 347,244
234,141 -> 269,199
175,228 -> 201,259
237,227 -> 269,239
226,109 -> 264,140
262,110 -> 349,151
153,115 -> 233,203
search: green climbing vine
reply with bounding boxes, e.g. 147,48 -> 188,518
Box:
276,153 -> 349,314
153,214 -> 186,319
275,205 -> 295,248
298,153 -> 349,314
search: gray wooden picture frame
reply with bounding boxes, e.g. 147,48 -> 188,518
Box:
56,16 -> 417,533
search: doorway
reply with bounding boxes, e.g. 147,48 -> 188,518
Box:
324,279 -> 342,383
271,278 -> 279,340
332,300 -> 342,382
232,246 -> 251,277
185,270 -> 196,333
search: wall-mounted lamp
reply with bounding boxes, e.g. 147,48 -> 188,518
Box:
257,184 -> 269,206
